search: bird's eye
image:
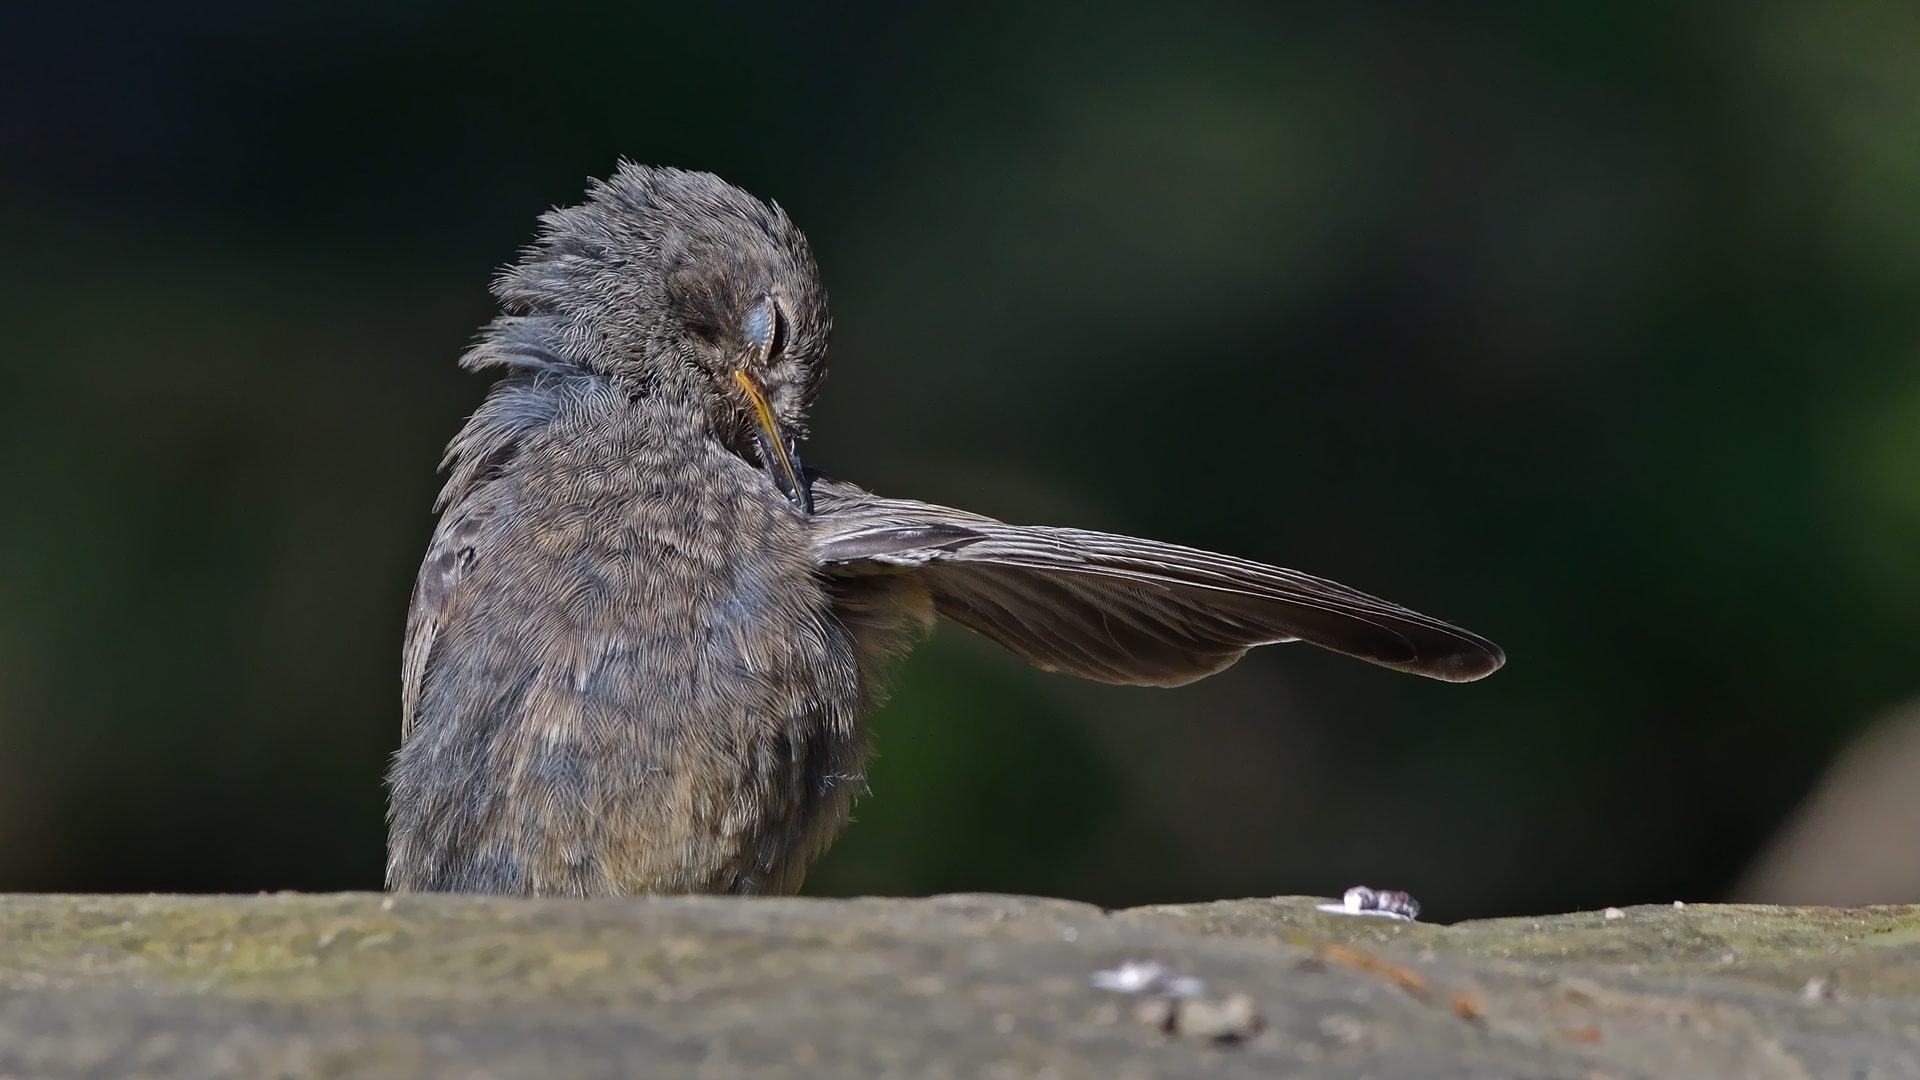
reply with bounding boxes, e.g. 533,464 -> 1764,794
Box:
767,301 -> 789,361
745,295 -> 786,364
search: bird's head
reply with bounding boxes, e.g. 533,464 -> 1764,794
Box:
492,162 -> 831,513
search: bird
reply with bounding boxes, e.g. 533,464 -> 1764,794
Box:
386,162 -> 1504,898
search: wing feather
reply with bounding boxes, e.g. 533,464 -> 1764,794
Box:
401,500 -> 501,739
809,478 -> 1503,686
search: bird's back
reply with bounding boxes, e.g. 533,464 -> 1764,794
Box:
388,387 -> 867,896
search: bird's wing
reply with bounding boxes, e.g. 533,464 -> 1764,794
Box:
808,478 -> 1503,687
401,498 -> 501,741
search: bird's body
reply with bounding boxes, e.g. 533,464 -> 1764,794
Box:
391,385 -> 870,895
387,163 -> 1503,897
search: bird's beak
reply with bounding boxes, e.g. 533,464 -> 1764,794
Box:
732,369 -> 811,514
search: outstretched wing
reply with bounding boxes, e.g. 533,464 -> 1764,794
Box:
808,478 -> 1503,687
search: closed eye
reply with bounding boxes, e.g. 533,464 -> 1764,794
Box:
746,295 -> 787,365
768,299 -> 788,360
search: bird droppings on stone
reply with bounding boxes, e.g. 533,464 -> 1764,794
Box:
1316,885 -> 1422,921
1090,960 -> 1205,997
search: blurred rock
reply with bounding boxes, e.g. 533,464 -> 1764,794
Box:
6,891 -> 1920,1077
1736,698 -> 1920,905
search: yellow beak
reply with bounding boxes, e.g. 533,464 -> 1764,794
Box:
733,369 -> 810,513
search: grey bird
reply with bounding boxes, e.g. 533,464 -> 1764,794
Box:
387,162 -> 1504,898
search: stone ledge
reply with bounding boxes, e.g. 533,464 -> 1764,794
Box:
2,891 -> 1915,1077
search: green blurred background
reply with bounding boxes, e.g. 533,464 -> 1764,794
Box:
3,0 -> 1919,921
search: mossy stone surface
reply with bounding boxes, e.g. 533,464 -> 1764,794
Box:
3,891 -> 1916,1077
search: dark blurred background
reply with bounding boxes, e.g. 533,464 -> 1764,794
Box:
3,0 -> 1919,922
